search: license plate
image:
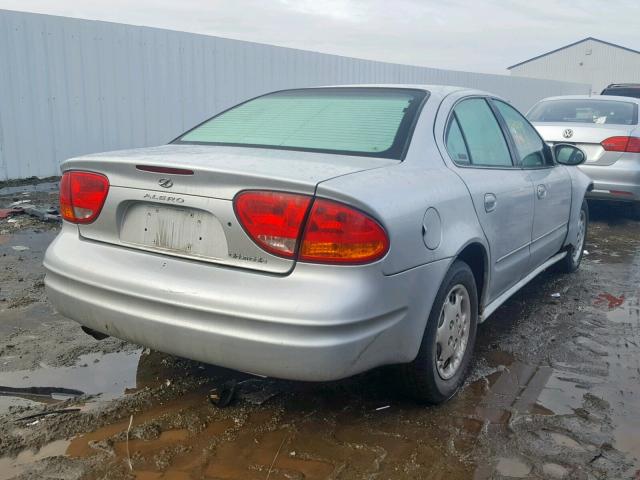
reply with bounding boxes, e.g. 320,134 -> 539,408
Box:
120,204 -> 228,259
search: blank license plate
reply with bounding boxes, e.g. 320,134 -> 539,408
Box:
120,204 -> 228,259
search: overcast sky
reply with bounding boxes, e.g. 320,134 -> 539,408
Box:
1,0 -> 638,74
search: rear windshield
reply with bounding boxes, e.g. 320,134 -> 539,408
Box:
174,88 -> 427,159
527,99 -> 638,125
601,87 -> 640,99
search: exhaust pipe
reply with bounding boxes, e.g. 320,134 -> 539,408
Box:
81,326 -> 109,340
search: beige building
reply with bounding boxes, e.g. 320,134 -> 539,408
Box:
509,37 -> 640,95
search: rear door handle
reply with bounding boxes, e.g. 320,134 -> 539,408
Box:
484,193 -> 497,212
537,184 -> 547,199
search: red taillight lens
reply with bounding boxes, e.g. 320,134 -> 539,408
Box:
627,137 -> 640,153
234,191 -> 312,258
234,190 -> 389,264
601,136 -> 640,153
59,171 -> 110,224
300,199 -> 389,264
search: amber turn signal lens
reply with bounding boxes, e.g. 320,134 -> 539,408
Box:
299,199 -> 389,264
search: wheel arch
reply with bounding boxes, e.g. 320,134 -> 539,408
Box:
453,241 -> 489,318
563,167 -> 592,250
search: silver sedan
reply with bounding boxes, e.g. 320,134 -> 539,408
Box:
528,95 -> 640,217
44,85 -> 591,404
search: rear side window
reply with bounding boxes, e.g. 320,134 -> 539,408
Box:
174,88 -> 427,159
527,99 -> 638,125
494,100 -> 548,168
448,98 -> 513,167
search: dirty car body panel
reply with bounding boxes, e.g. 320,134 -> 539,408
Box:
44,86 -> 591,382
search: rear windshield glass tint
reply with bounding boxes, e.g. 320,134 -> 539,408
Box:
174,88 -> 427,159
601,88 -> 640,99
527,99 -> 638,125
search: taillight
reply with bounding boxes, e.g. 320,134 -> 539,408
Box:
234,190 -> 389,264
59,171 -> 110,224
299,199 -> 389,264
626,137 -> 640,153
234,191 -> 312,258
601,136 -> 640,153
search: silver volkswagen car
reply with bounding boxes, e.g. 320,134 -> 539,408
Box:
44,86 -> 591,403
528,95 -> 640,217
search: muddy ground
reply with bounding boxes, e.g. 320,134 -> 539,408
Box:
0,182 -> 638,479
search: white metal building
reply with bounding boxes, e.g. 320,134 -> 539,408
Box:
0,9 -> 590,181
509,37 -> 640,95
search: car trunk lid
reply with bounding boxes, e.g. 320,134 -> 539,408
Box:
63,144 -> 394,274
533,122 -> 637,166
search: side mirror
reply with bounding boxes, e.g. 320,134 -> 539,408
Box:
554,143 -> 586,166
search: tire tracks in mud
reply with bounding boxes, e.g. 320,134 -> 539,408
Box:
472,218 -> 640,479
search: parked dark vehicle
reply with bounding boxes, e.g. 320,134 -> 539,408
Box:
601,84 -> 640,99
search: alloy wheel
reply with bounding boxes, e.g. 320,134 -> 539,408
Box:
435,284 -> 471,380
572,209 -> 586,264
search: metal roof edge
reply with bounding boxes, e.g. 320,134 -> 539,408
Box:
507,37 -> 640,70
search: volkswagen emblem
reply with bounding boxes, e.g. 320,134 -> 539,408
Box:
562,128 -> 574,139
158,178 -> 173,188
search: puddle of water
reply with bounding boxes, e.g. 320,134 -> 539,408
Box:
475,344 -> 640,464
65,389 -> 237,478
494,457 -> 531,478
0,229 -> 57,253
0,349 -> 142,414
548,432 -> 587,451
54,373 -> 484,479
0,181 -> 59,197
595,295 -> 640,460
0,439 -> 70,480
535,370 -> 601,415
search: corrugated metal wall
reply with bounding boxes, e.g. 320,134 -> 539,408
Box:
510,39 -> 640,95
0,9 -> 590,181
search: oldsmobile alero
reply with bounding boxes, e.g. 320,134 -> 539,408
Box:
44,85 -> 591,403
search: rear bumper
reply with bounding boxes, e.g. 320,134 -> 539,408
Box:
44,225 -> 448,381
580,157 -> 640,202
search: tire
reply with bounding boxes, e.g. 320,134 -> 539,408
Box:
557,199 -> 588,273
400,260 -> 478,404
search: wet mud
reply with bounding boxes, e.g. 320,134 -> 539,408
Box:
1,192 -> 639,479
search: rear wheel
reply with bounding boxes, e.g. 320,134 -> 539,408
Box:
557,199 -> 588,273
400,260 -> 478,404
